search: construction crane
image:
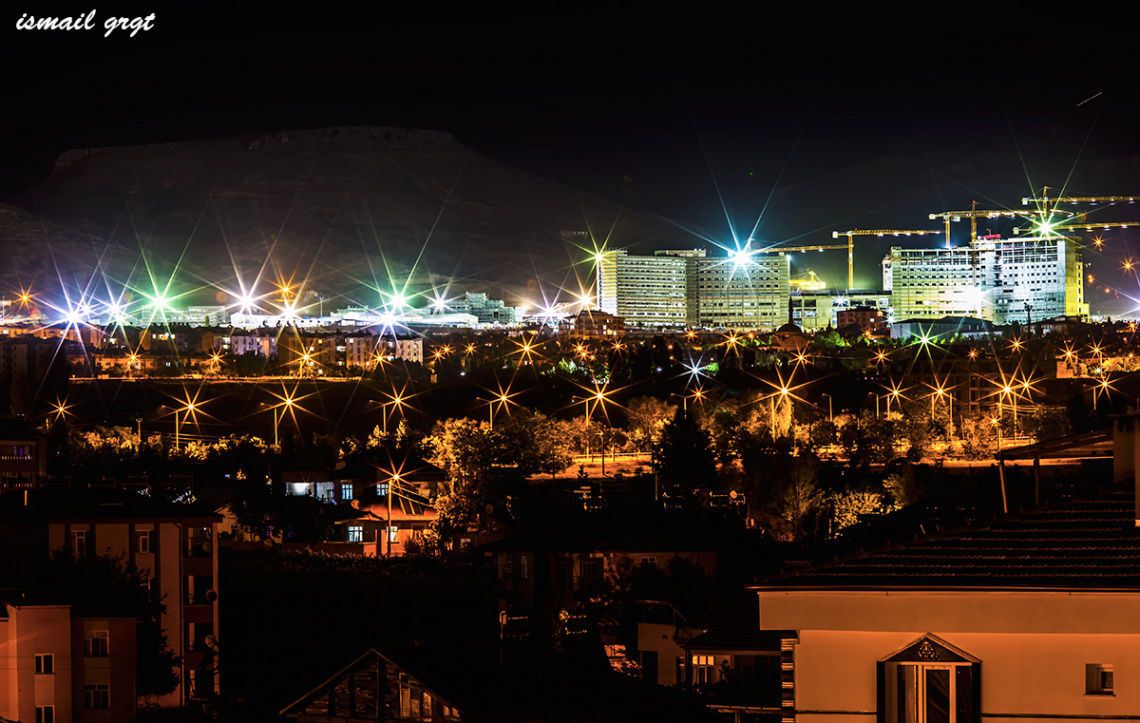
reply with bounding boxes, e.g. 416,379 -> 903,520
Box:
1014,220 -> 1136,236
754,243 -> 850,287
824,229 -> 942,290
1018,189 -> 1139,240
1022,187 -> 1140,216
929,201 -> 1054,246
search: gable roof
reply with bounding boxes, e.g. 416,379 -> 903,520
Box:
280,648 -> 462,720
760,488 -> 1140,590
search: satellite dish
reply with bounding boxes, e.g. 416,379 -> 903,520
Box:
205,589 -> 218,603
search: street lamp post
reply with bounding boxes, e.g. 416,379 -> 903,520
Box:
175,402 -> 195,450
386,471 -> 400,558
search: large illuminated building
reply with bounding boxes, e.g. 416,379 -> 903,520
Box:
595,249 -> 699,328
889,235 -> 1087,324
595,247 -> 793,330
690,251 -> 791,329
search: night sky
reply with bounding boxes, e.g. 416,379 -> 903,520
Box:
5,2 -> 1140,308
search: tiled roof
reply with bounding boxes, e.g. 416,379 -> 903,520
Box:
766,489 -> 1140,589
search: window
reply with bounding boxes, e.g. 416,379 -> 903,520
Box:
1087,664 -> 1114,695
347,525 -> 363,543
388,525 -> 398,543
35,653 -> 54,674
187,622 -> 214,652
71,530 -> 87,556
84,684 -> 110,709
691,654 -> 717,685
135,529 -> 152,553
879,635 -> 979,723
341,484 -> 354,501
186,526 -> 212,557
378,482 -> 389,497
84,630 -> 109,657
35,706 -> 54,723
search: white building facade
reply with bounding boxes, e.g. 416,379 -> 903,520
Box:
595,249 -> 698,328
888,235 -> 1087,324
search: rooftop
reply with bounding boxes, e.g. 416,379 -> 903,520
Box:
761,487 -> 1140,590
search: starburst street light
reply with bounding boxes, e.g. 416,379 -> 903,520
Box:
376,384 -> 414,437
263,384 -> 310,448
272,397 -> 294,448
686,386 -> 706,412
929,382 -> 952,430
175,400 -> 197,450
48,397 -> 72,426
1093,377 -> 1114,412
482,379 -> 521,430
883,381 -> 907,416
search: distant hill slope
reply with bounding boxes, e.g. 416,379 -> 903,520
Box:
0,127 -> 707,308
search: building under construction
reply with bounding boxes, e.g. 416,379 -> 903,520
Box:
591,190 -> 1140,331
888,235 -> 1087,324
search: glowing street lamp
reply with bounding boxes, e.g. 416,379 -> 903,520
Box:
385,470 -> 401,558
687,386 -> 705,412
484,385 -> 517,430
883,382 -> 906,417
273,397 -> 294,448
175,401 -> 196,449
1094,378 -> 1112,412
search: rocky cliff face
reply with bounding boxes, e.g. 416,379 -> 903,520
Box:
2,127 -> 691,307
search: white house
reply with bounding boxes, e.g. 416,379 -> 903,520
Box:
753,486 -> 1140,723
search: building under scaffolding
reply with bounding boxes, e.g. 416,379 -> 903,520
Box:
888,235 -> 1087,324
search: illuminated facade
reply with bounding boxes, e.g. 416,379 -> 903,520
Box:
790,290 -> 891,332
595,249 -> 699,328
595,249 -> 793,330
691,253 -> 791,330
889,236 -> 1087,324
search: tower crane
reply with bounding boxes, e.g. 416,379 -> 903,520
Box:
929,201 -> 1056,246
754,243 -> 850,285
823,229 -> 942,290
1022,188 -> 1140,216
1019,189 -> 1139,239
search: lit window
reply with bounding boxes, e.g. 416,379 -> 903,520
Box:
347,525 -> 363,543
1087,664 -> 1114,695
691,654 -> 718,684
389,525 -> 398,542
341,484 -> 354,501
